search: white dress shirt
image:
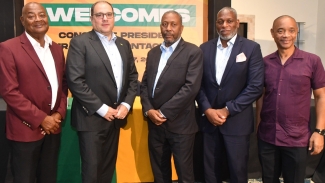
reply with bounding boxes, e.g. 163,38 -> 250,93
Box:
152,37 -> 181,97
25,32 -> 58,110
95,31 -> 130,117
215,34 -> 237,85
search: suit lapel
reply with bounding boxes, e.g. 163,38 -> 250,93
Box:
49,44 -> 62,109
20,33 -> 48,81
89,30 -> 117,85
158,39 -> 185,80
209,39 -> 218,86
220,36 -> 243,85
115,38 -> 127,87
148,46 -> 162,92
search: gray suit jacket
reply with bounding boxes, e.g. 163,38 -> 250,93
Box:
140,38 -> 203,134
66,30 -> 138,131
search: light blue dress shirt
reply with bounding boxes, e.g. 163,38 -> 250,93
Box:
152,37 -> 182,97
95,31 -> 130,117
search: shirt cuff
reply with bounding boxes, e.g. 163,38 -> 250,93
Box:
96,104 -> 109,117
121,102 -> 131,111
159,109 -> 166,118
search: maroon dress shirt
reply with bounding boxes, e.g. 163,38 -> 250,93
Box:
258,47 -> 325,147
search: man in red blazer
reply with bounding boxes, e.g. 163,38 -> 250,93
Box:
0,2 -> 67,183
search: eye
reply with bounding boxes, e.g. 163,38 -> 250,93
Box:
95,13 -> 103,18
227,20 -> 233,23
27,15 -> 35,20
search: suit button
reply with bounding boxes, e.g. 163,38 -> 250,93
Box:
156,87 -> 159,90
47,86 -> 51,90
219,87 -> 222,90
114,102 -> 117,105
48,104 -> 51,106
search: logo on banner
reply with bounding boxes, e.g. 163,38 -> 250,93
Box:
42,4 -> 196,26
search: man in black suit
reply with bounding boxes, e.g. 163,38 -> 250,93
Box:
140,10 -> 203,183
66,1 -> 138,182
196,7 -> 264,183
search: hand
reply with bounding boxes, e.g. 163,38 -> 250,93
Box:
147,109 -> 167,126
115,104 -> 129,119
103,106 -> 118,121
51,112 -> 62,122
40,116 -> 60,134
309,132 -> 324,155
204,108 -> 229,126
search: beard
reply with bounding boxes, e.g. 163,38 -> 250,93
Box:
217,29 -> 237,40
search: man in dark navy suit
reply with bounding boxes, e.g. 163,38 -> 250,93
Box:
196,7 -> 264,183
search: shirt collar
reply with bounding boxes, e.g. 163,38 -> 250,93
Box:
95,31 -> 117,42
217,34 -> 237,48
160,37 -> 182,52
25,31 -> 52,47
270,46 -> 303,60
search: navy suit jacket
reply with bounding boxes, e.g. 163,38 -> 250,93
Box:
196,35 -> 264,135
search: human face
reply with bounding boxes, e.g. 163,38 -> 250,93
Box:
20,3 -> 49,39
271,17 -> 298,50
160,12 -> 184,47
216,10 -> 239,41
90,2 -> 114,37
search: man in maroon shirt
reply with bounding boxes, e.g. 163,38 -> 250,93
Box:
256,15 -> 325,183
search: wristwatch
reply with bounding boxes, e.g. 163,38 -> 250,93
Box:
314,129 -> 325,136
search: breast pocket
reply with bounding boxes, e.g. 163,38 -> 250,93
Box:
289,74 -> 311,95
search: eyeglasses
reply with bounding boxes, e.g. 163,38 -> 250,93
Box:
93,12 -> 114,19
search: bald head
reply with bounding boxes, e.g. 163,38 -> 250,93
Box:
20,2 -> 49,41
270,15 -> 298,50
22,2 -> 45,15
272,15 -> 297,29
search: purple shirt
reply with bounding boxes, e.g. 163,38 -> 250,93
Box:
258,48 -> 325,147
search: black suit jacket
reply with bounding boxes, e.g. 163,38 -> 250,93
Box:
196,36 -> 264,135
66,30 -> 138,131
140,38 -> 203,134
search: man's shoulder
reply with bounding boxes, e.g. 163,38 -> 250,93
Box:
200,38 -> 217,49
239,36 -> 260,47
70,31 -> 92,41
296,49 -> 321,61
182,40 -> 200,50
0,35 -> 21,47
263,51 -> 277,61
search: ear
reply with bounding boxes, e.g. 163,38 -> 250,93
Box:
236,19 -> 240,28
270,28 -> 274,38
20,16 -> 25,26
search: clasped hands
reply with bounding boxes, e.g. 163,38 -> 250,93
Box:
104,104 -> 129,121
147,109 -> 166,126
205,107 -> 229,126
40,112 -> 62,135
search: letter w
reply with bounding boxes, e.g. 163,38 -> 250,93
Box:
46,8 -> 74,22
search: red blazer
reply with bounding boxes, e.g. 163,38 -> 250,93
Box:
0,32 -> 68,142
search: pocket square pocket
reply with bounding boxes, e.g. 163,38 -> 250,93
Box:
236,52 -> 247,62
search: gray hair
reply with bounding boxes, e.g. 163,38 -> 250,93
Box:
217,7 -> 237,19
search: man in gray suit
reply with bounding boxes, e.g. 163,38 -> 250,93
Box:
66,1 -> 138,182
140,10 -> 203,183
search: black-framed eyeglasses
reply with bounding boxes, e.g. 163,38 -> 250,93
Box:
93,12 -> 114,19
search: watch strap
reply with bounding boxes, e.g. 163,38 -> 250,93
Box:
314,129 -> 325,136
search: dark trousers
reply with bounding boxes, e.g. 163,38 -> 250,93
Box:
78,126 -> 120,183
258,138 -> 308,183
9,133 -> 60,183
203,129 -> 250,183
148,126 -> 196,183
